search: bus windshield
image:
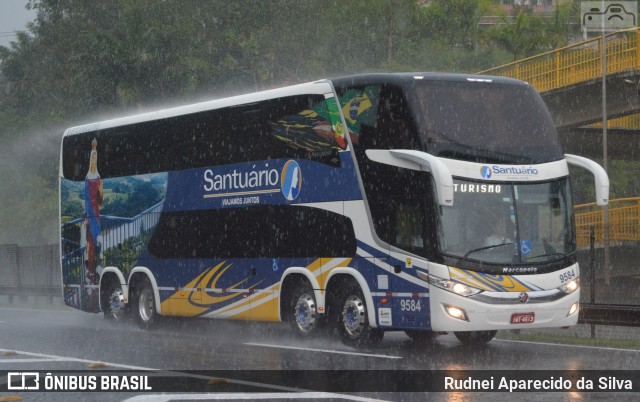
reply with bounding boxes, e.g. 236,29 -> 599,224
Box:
439,178 -> 575,265
413,80 -> 562,164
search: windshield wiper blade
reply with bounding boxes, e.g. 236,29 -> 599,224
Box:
455,242 -> 514,266
523,252 -> 567,262
428,131 -> 534,163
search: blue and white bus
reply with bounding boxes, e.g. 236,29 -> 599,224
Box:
60,73 -> 609,346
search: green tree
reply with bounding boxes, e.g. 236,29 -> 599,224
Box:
544,0 -> 581,49
421,0 -> 481,50
488,1 -> 580,62
489,10 -> 548,61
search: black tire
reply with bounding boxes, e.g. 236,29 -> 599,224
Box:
405,330 -> 436,343
288,281 -> 324,337
132,277 -> 157,329
102,278 -> 127,322
454,330 -> 497,345
336,282 -> 383,348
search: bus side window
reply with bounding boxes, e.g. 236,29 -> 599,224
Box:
354,85 -> 417,151
375,88 -> 418,150
147,206 -> 357,259
344,84 -> 435,258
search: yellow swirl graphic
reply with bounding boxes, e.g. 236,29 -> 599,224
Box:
449,267 -> 536,292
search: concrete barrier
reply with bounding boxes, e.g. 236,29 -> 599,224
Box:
0,244 -> 60,304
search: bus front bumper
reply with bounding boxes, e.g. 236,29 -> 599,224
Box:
429,286 -> 580,332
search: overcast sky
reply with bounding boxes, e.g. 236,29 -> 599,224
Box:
0,1 -> 37,48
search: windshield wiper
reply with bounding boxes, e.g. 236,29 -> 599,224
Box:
427,130 -> 534,164
523,252 -> 568,262
455,242 -> 515,266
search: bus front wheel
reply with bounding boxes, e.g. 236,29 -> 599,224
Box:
132,277 -> 157,329
337,283 -> 383,348
454,330 -> 497,345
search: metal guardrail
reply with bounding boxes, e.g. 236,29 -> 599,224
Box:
575,197 -> 640,247
479,28 -> 640,93
579,303 -> 640,327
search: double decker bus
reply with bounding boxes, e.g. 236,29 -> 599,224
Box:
60,73 -> 609,346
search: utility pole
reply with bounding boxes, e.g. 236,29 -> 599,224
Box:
600,0 -> 611,286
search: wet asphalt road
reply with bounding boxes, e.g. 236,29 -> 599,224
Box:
0,307 -> 639,401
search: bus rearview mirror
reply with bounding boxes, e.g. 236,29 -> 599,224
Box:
365,149 -> 454,207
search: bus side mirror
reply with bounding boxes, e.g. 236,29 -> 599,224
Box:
365,149 -> 454,207
565,154 -> 609,206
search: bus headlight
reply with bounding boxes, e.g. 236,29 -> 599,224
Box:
429,275 -> 482,297
443,304 -> 469,321
559,279 -> 579,294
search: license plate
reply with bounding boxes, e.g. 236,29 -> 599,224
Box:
511,312 -> 535,324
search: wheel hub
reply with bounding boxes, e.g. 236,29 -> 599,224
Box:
109,288 -> 126,321
294,293 -> 317,333
342,295 -> 366,337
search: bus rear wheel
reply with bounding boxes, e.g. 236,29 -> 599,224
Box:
132,277 -> 157,329
454,330 -> 497,345
102,278 -> 126,322
337,283 -> 383,348
288,282 -> 323,337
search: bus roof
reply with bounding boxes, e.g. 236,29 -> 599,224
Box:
63,72 -> 527,137
63,79 -> 335,137
330,72 -> 527,88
